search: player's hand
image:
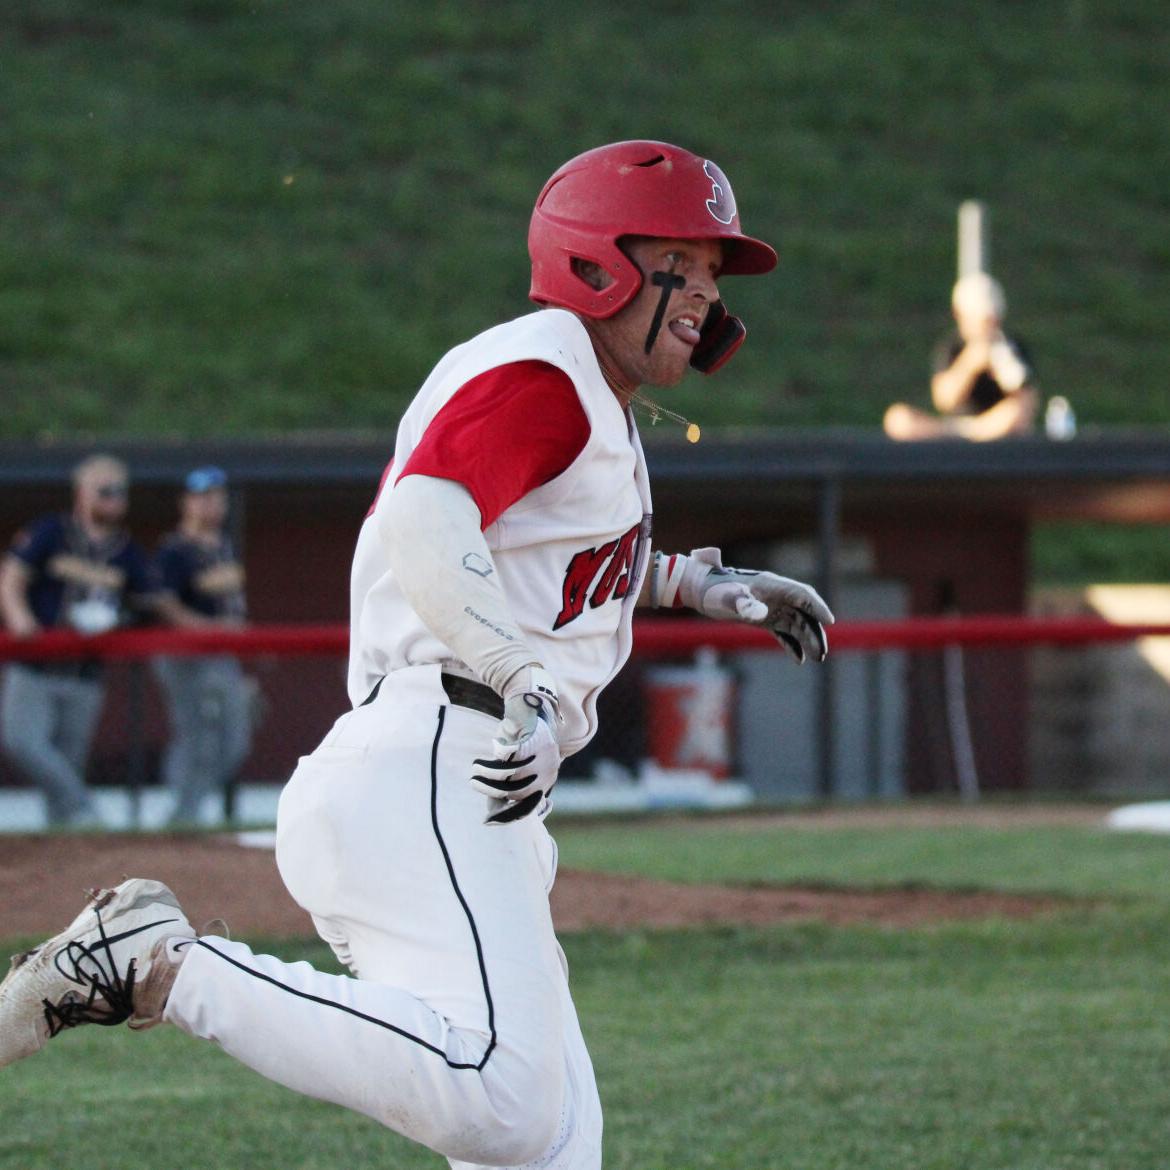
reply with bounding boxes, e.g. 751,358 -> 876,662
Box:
470,666 -> 562,825
6,612 -> 41,639
679,547 -> 834,663
988,334 -> 1029,391
961,335 -> 994,371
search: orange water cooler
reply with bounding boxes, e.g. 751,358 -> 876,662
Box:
643,647 -> 736,779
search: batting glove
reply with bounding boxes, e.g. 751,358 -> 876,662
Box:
471,666 -> 563,825
652,547 -> 834,663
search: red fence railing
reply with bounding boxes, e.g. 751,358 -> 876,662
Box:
3,614 -> 1170,662
3,615 -> 1170,822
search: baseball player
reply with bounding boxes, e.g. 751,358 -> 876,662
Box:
0,141 -> 833,1169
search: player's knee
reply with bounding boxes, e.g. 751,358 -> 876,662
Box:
475,1045 -> 566,1164
499,1098 -> 564,1164
430,1094 -> 561,1166
468,1109 -> 562,1167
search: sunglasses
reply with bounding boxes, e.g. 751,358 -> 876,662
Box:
96,483 -> 129,499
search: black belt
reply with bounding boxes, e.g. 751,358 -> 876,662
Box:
441,673 -> 505,720
359,672 -> 504,719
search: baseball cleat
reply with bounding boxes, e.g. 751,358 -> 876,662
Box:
0,877 -> 194,1069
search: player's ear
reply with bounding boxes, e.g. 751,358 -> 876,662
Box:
571,258 -> 613,292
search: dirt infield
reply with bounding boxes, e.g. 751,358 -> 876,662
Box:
0,810 -> 1083,939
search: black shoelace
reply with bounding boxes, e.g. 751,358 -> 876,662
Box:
41,903 -> 174,1037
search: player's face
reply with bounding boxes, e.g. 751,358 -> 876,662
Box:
956,306 -> 1000,343
586,237 -> 723,395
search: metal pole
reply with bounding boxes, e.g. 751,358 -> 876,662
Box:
224,481 -> 247,823
943,643 -> 981,800
866,650 -> 884,798
816,477 -> 841,800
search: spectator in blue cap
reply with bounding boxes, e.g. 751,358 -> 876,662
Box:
152,467 -> 256,825
184,466 -> 227,493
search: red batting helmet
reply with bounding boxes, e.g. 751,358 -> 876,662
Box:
528,140 -> 777,320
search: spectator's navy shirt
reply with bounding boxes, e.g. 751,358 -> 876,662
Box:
155,532 -> 247,621
8,514 -> 155,629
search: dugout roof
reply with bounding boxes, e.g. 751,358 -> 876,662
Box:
6,428 -> 1170,524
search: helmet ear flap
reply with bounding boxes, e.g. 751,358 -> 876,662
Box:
690,301 -> 746,374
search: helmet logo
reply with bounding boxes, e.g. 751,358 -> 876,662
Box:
703,160 -> 736,225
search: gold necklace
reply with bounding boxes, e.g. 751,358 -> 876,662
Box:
596,354 -> 700,443
626,392 -> 701,444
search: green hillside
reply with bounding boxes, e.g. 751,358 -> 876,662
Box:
1,0 -> 1167,438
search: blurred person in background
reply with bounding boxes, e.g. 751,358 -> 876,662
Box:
884,271 -> 1038,441
152,466 -> 254,826
0,454 -> 167,827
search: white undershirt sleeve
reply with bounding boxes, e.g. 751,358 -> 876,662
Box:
379,474 -> 540,695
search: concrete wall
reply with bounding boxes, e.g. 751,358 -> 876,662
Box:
1031,586 -> 1170,797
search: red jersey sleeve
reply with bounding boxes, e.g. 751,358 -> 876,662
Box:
396,361 -> 591,529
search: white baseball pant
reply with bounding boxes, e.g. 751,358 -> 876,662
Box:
164,663 -> 602,1169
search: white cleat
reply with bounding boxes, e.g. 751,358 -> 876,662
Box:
0,878 -> 194,1069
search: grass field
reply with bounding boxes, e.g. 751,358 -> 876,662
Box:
3,812 -> 1170,1169
2,1 -> 1167,437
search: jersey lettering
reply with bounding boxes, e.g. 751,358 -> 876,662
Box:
553,522 -> 640,631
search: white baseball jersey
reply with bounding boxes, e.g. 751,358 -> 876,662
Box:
348,308 -> 652,756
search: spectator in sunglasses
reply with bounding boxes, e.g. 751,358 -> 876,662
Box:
0,454 -> 174,827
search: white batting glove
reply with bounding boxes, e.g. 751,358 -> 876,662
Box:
470,666 -> 562,825
653,547 -> 834,663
